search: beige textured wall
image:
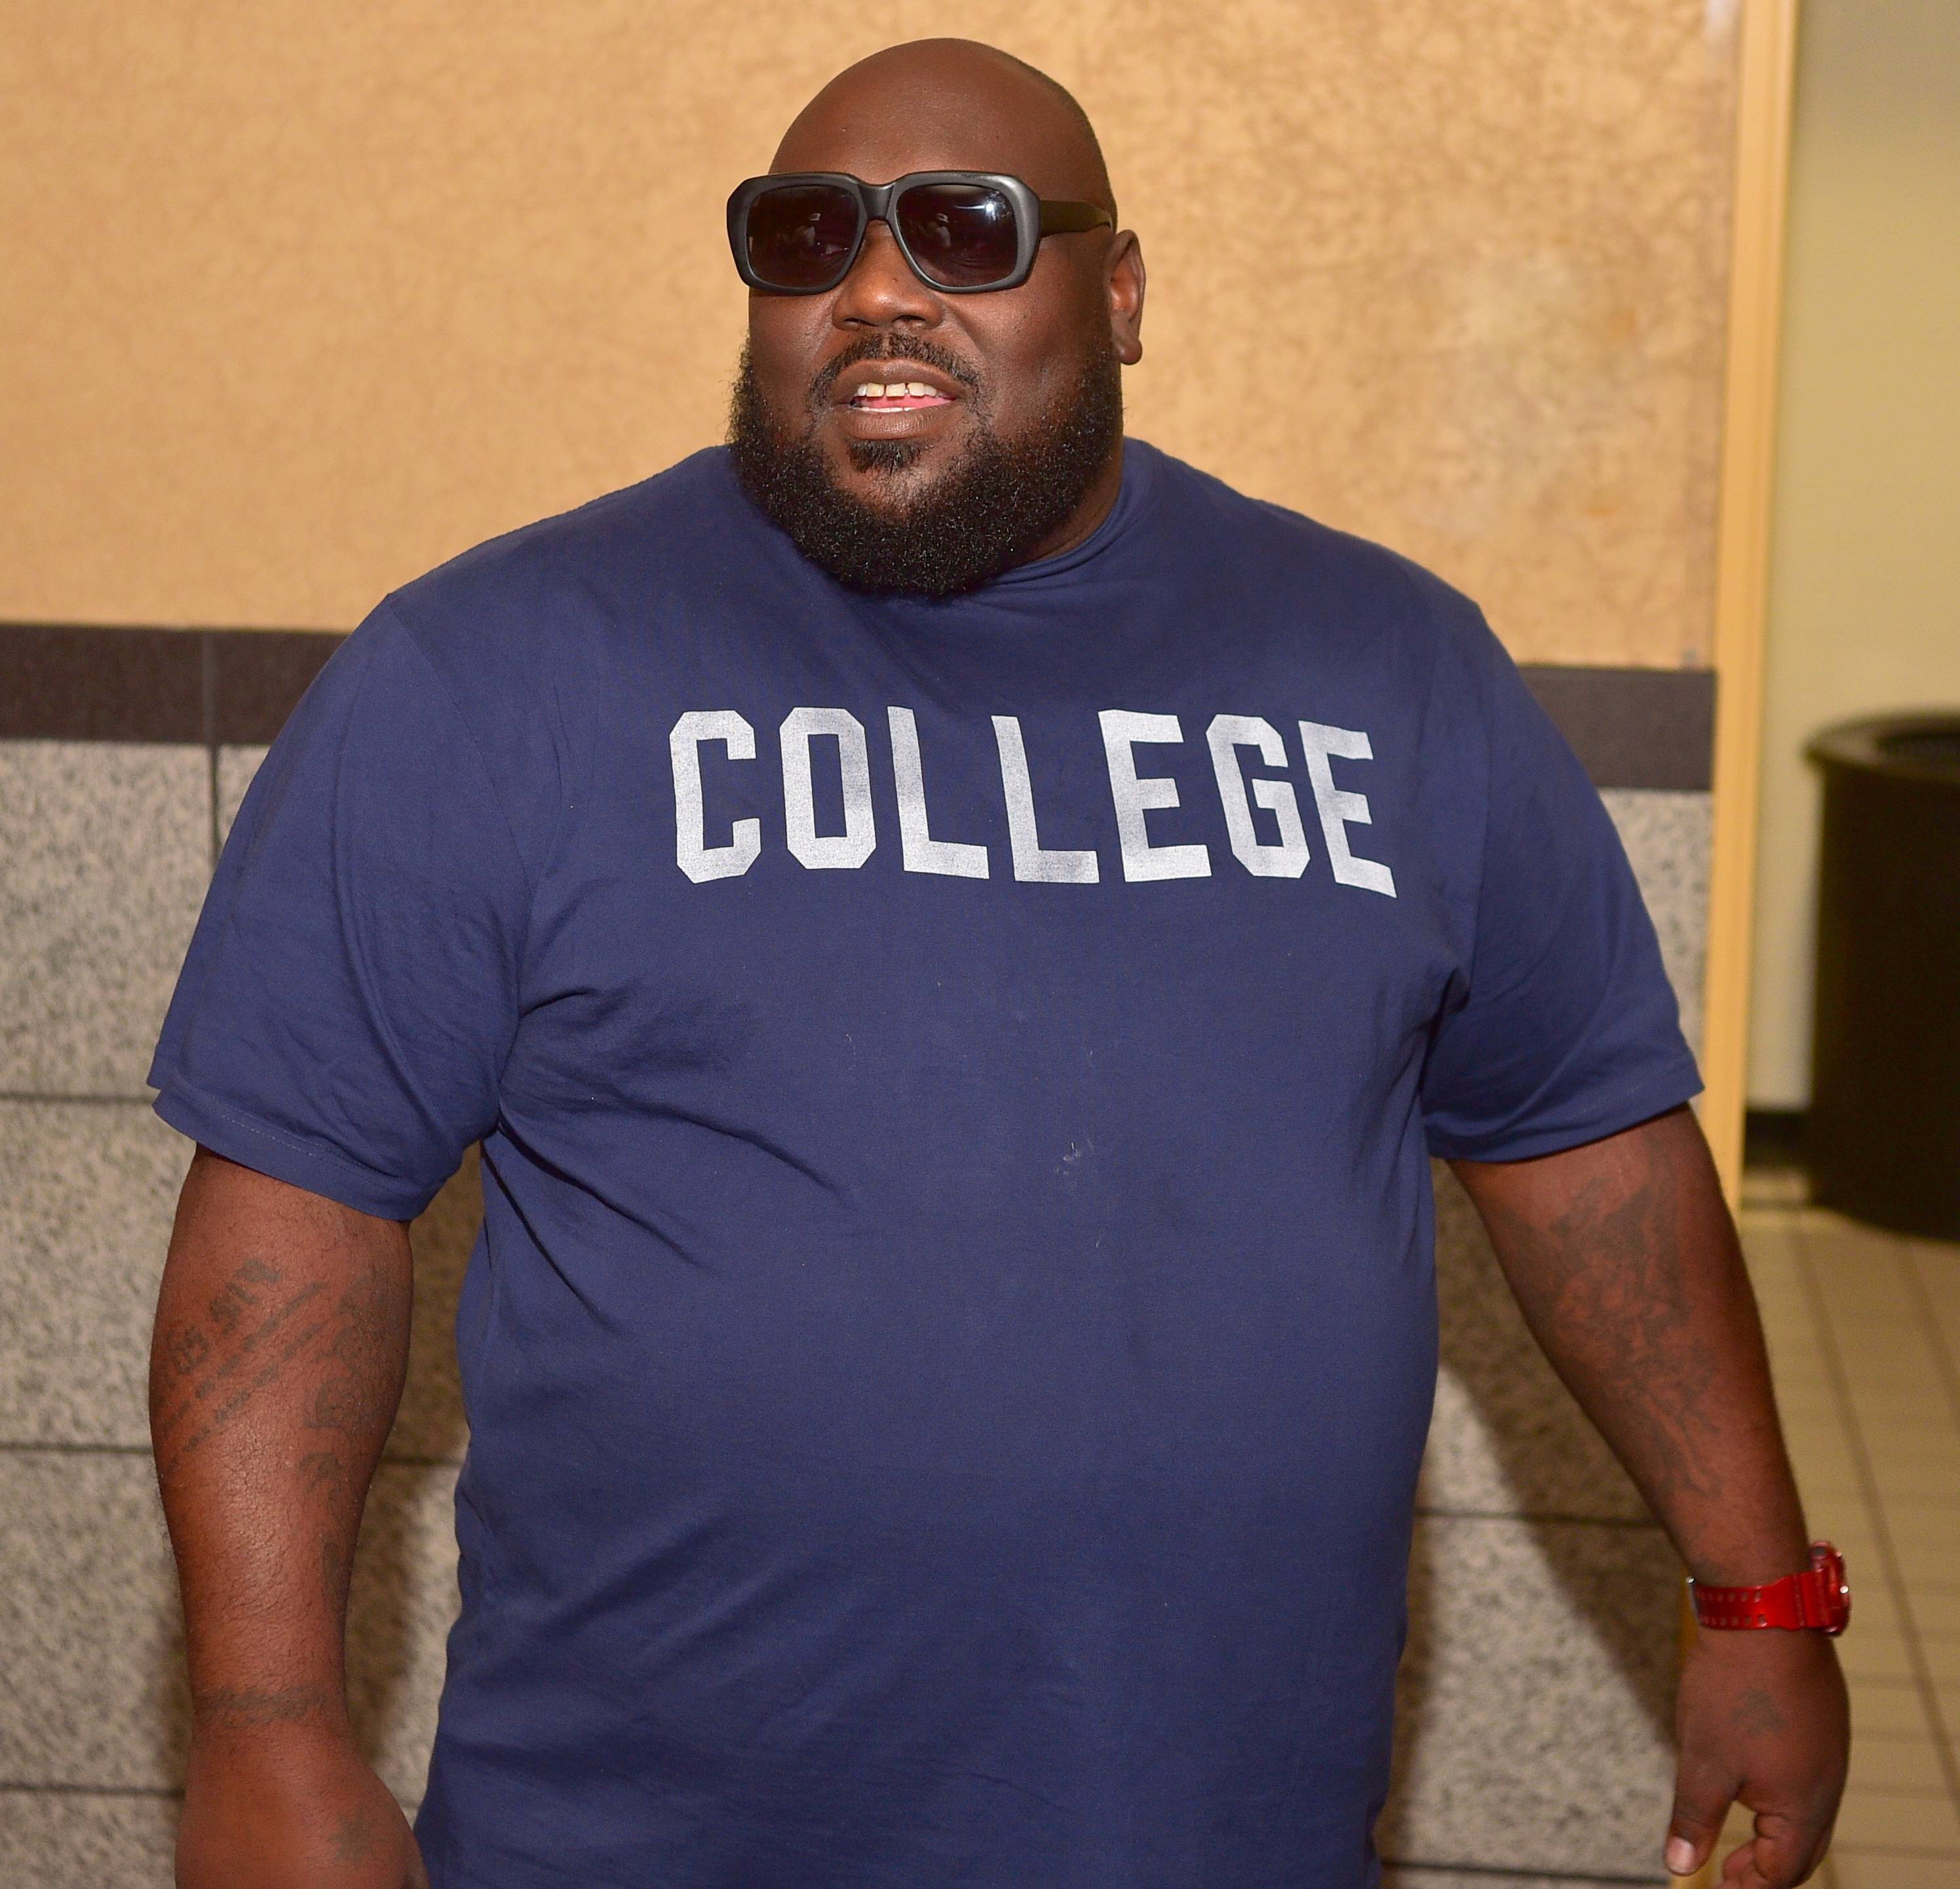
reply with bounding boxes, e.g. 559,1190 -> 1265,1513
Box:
1,1 -> 1738,664
1746,0 -> 1960,1107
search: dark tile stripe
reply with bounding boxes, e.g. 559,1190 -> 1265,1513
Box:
0,625 -> 208,743
1,623 -> 1714,791
1521,664 -> 1716,793
211,628 -> 349,743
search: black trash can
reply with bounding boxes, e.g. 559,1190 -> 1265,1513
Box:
1806,714 -> 1960,1239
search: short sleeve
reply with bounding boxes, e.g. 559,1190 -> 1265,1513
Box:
148,605 -> 529,1218
1419,636 -> 1702,1162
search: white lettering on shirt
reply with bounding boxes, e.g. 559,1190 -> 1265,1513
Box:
667,703 -> 1398,898
993,716 -> 1100,884
889,706 -> 990,879
1297,721 -> 1397,898
780,708 -> 875,871
670,710 -> 761,883
1206,714 -> 1310,879
1098,710 -> 1212,883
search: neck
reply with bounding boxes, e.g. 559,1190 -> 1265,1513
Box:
1012,438 -> 1126,568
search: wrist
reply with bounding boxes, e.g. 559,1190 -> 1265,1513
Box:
1682,1524 -> 1815,1590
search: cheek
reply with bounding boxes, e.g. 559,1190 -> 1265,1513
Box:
959,273 -> 1106,421
746,306 -> 832,407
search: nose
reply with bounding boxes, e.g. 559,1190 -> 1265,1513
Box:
830,218 -> 944,332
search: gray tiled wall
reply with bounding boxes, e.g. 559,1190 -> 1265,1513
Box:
0,737 -> 1706,1886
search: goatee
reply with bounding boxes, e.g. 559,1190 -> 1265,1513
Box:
727,337 -> 1123,598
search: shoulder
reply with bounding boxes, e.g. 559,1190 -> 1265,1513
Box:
381,448 -> 742,670
315,450 -> 748,854
1136,441 -> 1506,681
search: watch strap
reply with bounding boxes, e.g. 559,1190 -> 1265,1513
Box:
1689,1541 -> 1850,1635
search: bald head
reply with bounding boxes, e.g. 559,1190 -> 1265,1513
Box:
731,38 -> 1144,594
772,39 -> 1115,214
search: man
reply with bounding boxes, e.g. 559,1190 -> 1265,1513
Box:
148,37 -> 1846,1889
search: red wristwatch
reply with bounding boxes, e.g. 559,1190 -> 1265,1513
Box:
1688,1541 -> 1851,1635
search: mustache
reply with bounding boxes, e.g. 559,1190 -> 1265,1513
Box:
809,335 -> 982,406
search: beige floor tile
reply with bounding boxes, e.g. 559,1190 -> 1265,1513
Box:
1843,1373 -> 1953,1406
1848,1736 -> 1953,1796
1829,1787 -> 1960,1852
1905,1591 -> 1960,1637
1821,1302 -> 1918,1331
1843,1590 -> 1904,1635
1854,1416 -> 1959,1447
1854,1435 -> 1960,1473
1834,1852 -> 1960,1888
1872,1466 -> 1960,1508
1841,1632 -> 1918,1683
1794,1466 -> 1870,1502
1774,1379 -> 1845,1409
1850,1681 -> 1936,1739
1818,1319 -> 1921,1343
1826,1330 -> 1925,1358
1893,1544 -> 1960,1592
1852,1404 -> 1956,1437
1807,1500 -> 1877,1538
1915,1637 -> 1960,1687
1797,1463 -> 1872,1494
1883,1512 -> 1960,1555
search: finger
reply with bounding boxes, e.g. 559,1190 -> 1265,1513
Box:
1666,1764 -> 1735,1879
1731,1806 -> 1833,1889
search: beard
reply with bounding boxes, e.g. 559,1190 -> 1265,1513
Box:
727,334 -> 1123,598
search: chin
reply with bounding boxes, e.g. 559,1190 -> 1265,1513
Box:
839,437 -> 935,483
728,336 -> 1123,596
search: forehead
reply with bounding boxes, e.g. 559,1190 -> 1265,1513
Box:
769,69 -> 1100,204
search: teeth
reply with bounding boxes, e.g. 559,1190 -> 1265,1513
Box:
851,379 -> 945,402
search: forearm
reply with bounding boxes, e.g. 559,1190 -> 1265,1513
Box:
151,1149 -> 413,1749
1451,1105 -> 1808,1584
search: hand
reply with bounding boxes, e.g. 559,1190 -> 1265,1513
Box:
178,1729 -> 430,1889
1665,1626 -> 1849,1887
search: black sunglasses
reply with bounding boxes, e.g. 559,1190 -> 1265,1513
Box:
727,171 -> 1115,296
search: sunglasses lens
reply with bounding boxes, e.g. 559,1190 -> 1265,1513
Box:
744,184 -> 862,289
895,183 -> 1020,287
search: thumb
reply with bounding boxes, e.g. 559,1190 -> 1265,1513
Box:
1666,1761 -> 1735,1879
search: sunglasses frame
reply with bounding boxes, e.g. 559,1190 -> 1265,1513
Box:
726,170 -> 1115,296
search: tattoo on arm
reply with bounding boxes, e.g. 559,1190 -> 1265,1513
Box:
1472,1154 -> 1726,1507
333,1806 -> 382,1864
191,1682 -> 332,1731
153,1261 -> 406,1480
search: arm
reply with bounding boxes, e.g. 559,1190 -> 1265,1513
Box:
1450,1104 -> 1847,1889
151,1147 -> 429,1889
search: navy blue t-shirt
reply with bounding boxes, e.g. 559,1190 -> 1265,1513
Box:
150,440 -> 1698,1888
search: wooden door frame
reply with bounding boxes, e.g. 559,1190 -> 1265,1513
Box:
1702,0 -> 1802,1206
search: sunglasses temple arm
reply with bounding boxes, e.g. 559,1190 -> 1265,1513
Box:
1037,200 -> 1117,237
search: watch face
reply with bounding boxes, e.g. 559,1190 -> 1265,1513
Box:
1813,1541 -> 1851,1635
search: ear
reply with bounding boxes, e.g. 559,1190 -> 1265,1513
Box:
1106,230 -> 1145,366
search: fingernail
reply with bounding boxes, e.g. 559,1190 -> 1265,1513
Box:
1664,1836 -> 1697,1877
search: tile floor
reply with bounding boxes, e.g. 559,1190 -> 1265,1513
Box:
1718,1172 -> 1960,1888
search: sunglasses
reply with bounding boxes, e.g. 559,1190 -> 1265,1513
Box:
726,171 -> 1115,296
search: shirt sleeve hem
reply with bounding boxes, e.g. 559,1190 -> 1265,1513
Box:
151,1081 -> 442,1221
1423,1056 -> 1704,1165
